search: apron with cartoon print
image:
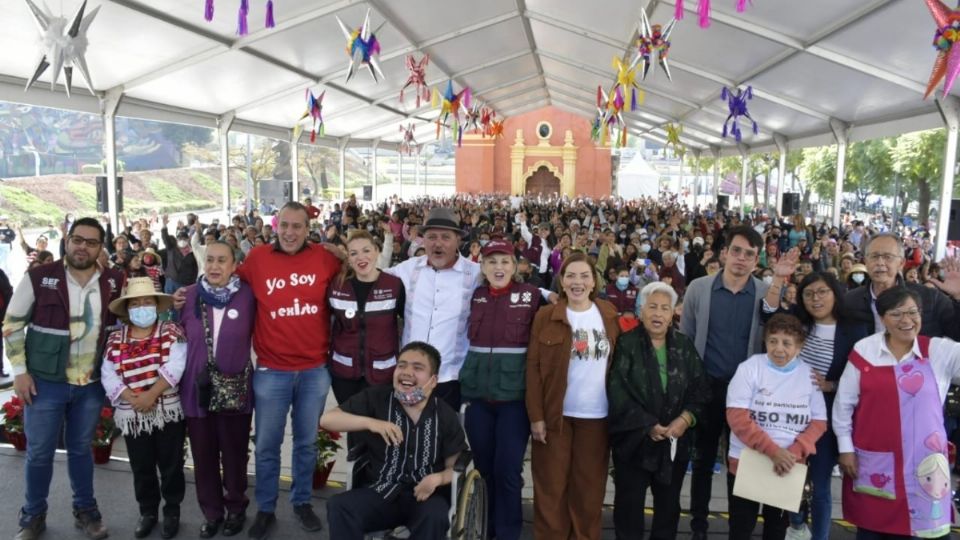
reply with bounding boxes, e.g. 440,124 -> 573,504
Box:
844,336 -> 952,538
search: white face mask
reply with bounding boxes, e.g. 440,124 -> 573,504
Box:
851,273 -> 865,284
177,240 -> 188,249
762,275 -> 773,285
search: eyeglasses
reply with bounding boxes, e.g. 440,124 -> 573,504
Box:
68,235 -> 102,248
802,288 -> 832,300
866,253 -> 900,264
729,245 -> 758,259
886,308 -> 921,321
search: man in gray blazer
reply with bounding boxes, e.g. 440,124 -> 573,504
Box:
680,225 -> 769,540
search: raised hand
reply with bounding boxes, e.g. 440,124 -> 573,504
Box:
774,247 -> 801,278
928,256 -> 960,300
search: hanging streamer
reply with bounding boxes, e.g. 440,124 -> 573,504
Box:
205,0 -> 214,22
698,0 -> 711,28
237,0 -> 249,35
265,0 -> 275,28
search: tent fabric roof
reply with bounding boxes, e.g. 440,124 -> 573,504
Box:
0,0 -> 950,154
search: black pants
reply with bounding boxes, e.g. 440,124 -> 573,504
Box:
434,381 -> 461,412
124,420 -> 186,518
690,376 -> 730,533
612,450 -> 688,540
727,473 -> 788,540
326,487 -> 449,540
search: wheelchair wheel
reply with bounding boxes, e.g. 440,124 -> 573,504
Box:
452,469 -> 487,540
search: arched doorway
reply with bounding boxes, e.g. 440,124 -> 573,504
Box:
525,165 -> 561,196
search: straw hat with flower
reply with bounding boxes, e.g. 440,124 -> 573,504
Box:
108,276 -> 173,319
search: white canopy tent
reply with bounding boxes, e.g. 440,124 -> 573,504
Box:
0,0 -> 958,254
617,152 -> 660,200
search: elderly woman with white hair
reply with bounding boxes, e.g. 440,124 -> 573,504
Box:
607,282 -> 709,539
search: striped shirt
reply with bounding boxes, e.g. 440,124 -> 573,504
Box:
797,323 -> 836,376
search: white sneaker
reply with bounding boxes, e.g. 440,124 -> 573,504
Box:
785,524 -> 812,540
832,465 -> 842,477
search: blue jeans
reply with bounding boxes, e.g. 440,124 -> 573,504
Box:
463,400 -> 529,540
252,366 -> 330,512
789,430 -> 838,540
21,378 -> 105,521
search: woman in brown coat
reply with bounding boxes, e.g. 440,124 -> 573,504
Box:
526,251 -> 621,539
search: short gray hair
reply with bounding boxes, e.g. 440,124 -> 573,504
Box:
639,282 -> 678,309
864,233 -> 904,257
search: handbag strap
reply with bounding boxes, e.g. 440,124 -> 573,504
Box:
198,298 -> 220,374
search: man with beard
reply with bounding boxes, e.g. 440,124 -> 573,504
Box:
5,217 -> 124,540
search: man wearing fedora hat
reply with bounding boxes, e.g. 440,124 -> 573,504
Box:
384,207 -> 479,410
385,208 -> 557,410
6,217 -> 124,540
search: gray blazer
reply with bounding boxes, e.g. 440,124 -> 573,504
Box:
679,272 -> 770,363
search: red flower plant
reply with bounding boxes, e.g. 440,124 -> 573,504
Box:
315,426 -> 342,469
1,395 -> 25,434
92,407 -> 116,447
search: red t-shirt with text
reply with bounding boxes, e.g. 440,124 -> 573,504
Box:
238,243 -> 340,370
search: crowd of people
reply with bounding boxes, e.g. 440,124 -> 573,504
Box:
5,191 -> 960,540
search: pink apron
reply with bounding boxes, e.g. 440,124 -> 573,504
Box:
843,336 -> 952,538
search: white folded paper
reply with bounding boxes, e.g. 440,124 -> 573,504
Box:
732,447 -> 808,512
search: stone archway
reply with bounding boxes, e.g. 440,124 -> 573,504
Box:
525,165 -> 561,196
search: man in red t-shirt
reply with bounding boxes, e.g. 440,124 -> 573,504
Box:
177,202 -> 340,538
304,197 -> 321,221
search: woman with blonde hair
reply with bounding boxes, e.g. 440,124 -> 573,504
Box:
326,229 -> 404,404
526,251 -> 620,539
460,239 -> 542,540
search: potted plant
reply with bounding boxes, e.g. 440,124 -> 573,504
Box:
91,406 -> 116,464
1,395 -> 26,451
313,426 -> 342,489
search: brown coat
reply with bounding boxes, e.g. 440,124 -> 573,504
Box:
526,298 -> 621,430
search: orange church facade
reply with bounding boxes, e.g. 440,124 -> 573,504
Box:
455,106 -> 613,198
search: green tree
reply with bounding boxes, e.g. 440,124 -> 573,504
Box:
891,129 -> 947,225
845,138 -> 894,211
800,145 -> 838,202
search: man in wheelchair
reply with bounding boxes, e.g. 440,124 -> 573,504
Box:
320,341 -> 467,539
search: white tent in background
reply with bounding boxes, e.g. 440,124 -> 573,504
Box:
617,153 -> 660,200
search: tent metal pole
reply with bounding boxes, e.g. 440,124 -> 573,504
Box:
935,96 -> 960,260
217,112 -> 235,220
774,134 -> 788,218
829,118 -> 849,227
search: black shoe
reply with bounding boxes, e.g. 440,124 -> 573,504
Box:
199,519 -> 222,538
691,531 -> 708,540
160,515 -> 179,539
223,513 -> 245,537
247,512 -> 275,540
292,503 -> 323,532
134,515 -> 157,538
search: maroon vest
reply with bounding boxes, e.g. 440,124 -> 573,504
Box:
327,272 -> 403,384
467,282 -> 541,348
26,262 -> 124,382
604,282 -> 638,315
521,236 -> 544,270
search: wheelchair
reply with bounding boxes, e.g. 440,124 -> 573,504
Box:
344,441 -> 488,539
